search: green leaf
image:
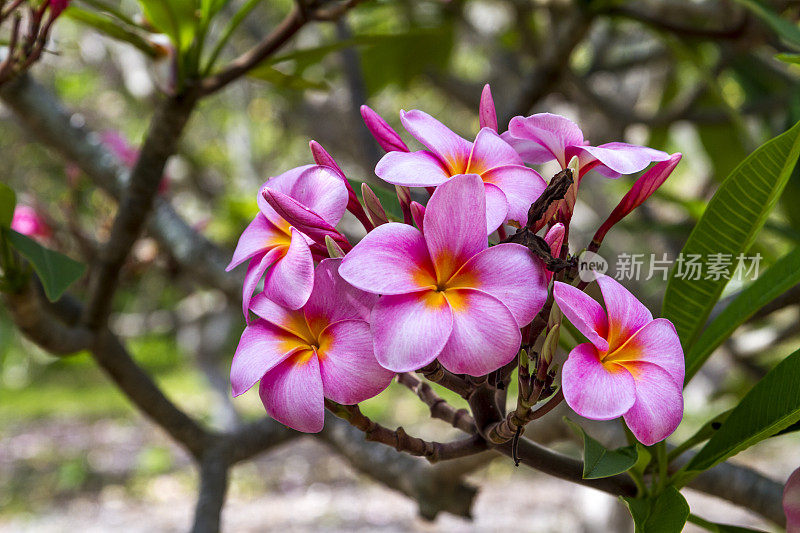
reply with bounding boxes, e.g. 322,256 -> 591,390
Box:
6,231 -> 85,301
66,6 -> 159,58
138,0 -> 199,51
688,513 -> 766,532
733,0 -> 800,49
681,348 -> 800,478
622,487 -> 690,533
0,183 -> 16,229
346,179 -> 403,221
685,247 -> 800,381
662,119 -> 800,354
776,53 -> 800,65
247,65 -> 327,91
564,418 -> 638,479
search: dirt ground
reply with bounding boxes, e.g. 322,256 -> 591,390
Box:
0,417 -> 789,532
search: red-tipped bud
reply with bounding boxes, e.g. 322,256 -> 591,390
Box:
395,185 -> 413,225
49,0 -> 70,18
479,84 -> 498,132
360,105 -> 409,153
309,140 -> 373,231
410,201 -> 426,229
543,223 -> 565,282
361,183 -> 389,227
592,153 -> 682,248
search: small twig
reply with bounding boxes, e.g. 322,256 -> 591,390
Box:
397,372 -> 476,433
325,400 -> 485,463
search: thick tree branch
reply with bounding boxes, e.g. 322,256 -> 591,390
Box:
83,91 -> 198,328
0,75 -> 241,299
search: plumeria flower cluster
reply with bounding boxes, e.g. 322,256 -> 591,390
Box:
229,85 -> 685,447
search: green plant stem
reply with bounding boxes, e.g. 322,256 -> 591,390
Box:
202,0 -> 262,75
656,441 -> 668,493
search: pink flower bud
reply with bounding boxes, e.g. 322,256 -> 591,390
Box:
360,105 -> 409,153
479,84 -> 498,132
361,183 -> 389,227
592,153 -> 682,247
410,201 -> 425,230
49,0 -> 70,18
309,140 -> 372,231
11,205 -> 51,240
395,185 -> 413,225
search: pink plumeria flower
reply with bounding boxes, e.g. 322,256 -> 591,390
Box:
502,113 -> 670,179
11,205 -> 51,240
339,174 -> 547,375
231,259 -> 393,433
227,165 -> 348,314
553,274 -> 684,445
786,467 -> 800,533
375,110 -> 547,233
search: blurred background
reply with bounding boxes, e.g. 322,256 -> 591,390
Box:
1,0 -> 799,531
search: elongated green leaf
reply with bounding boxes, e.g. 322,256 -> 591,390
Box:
685,247 -> 800,381
622,487 -> 689,533
776,53 -> 800,65
6,231 -> 85,301
0,183 -> 16,229
564,418 -> 638,479
247,65 -> 327,91
66,7 -> 159,58
662,120 -> 800,352
688,513 -> 766,532
682,348 -> 800,477
138,0 -> 198,51
734,0 -> 800,49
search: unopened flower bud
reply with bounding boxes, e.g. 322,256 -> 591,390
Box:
360,105 -> 409,153
410,201 -> 426,229
541,324 -> 560,366
479,84 -> 498,132
361,183 -> 389,226
325,235 -> 345,258
395,185 -> 413,225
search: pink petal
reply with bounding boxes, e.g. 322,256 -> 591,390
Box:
400,109 -> 472,174
784,467 -> 800,532
304,258 -> 377,336
242,248 -> 284,319
610,318 -> 685,386
370,291 -> 454,372
437,289 -> 521,376
595,274 -> 653,352
339,223 -> 436,295
360,105 -> 410,153
553,282 -> 610,351
482,165 -> 547,226
562,343 -> 636,420
449,243 -> 547,327
423,174 -> 488,282
375,150 -> 450,187
262,188 -> 349,249
577,142 -> 671,178
544,223 -> 566,282
318,319 -> 394,404
259,351 -> 325,433
230,319 -> 303,396
257,165 -> 313,224
622,362 -> 683,445
250,292 -> 314,343
505,113 -> 586,167
484,182 -> 509,234
478,84 -> 498,132
263,228 -> 314,310
284,166 -> 349,226
467,128 -> 523,173
226,214 -> 289,271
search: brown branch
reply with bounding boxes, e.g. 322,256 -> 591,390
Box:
417,360 -> 473,399
83,91 -> 198,328
396,372 -> 476,433
325,400 -> 486,463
